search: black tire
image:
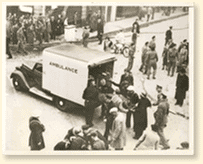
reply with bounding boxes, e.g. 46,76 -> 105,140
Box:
12,76 -> 23,91
123,47 -> 130,58
54,96 -> 69,112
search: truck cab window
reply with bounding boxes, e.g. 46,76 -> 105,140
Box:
34,63 -> 43,73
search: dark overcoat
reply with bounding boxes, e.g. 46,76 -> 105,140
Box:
175,74 -> 189,100
29,117 -> 45,150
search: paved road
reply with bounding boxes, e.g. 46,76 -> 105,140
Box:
4,15 -> 190,152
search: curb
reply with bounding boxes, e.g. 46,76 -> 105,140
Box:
88,12 -> 188,42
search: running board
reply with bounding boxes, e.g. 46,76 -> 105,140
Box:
29,87 -> 53,101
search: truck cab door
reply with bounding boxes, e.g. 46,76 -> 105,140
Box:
33,63 -> 43,89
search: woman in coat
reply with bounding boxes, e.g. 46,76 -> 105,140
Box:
29,116 -> 45,150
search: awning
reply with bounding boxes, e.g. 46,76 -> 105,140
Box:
19,6 -> 33,13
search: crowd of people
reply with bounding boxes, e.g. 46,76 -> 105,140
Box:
6,12 -> 71,58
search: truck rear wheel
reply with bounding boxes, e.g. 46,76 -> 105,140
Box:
54,96 -> 69,112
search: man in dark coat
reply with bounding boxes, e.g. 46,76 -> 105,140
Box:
82,79 -> 100,126
175,68 -> 189,107
131,17 -> 140,46
165,26 -> 173,45
29,116 -> 45,150
120,69 -> 134,86
132,17 -> 140,34
110,69 -> 134,97
50,16 -> 56,40
125,86 -> 139,128
97,18 -> 104,45
133,92 -> 151,139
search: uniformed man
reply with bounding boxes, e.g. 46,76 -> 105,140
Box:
82,78 -> 100,126
139,41 -> 149,74
154,94 -> 170,150
125,43 -> 136,72
146,44 -> 158,79
16,23 -> 28,54
167,43 -> 178,77
149,36 -> 156,50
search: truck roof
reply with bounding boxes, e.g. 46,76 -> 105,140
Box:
44,43 -> 116,67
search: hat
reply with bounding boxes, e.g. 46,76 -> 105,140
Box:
127,85 -> 135,91
124,68 -> 129,72
156,85 -> 163,89
72,127 -> 82,136
140,92 -> 147,98
82,124 -> 91,130
109,107 -> 118,113
183,39 -> 187,43
179,68 -> 186,74
161,93 -> 167,99
170,43 -> 176,48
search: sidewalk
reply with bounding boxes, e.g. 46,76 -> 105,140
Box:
74,9 -> 188,41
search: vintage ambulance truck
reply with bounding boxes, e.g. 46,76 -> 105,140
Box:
10,43 -> 116,111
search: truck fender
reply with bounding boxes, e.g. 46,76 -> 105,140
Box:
10,70 -> 30,90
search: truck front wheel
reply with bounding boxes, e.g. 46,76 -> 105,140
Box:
54,97 -> 69,112
12,76 -> 23,91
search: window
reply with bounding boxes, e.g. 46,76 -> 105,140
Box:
34,63 -> 42,73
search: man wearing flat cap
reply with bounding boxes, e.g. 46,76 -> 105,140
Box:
175,68 -> 189,107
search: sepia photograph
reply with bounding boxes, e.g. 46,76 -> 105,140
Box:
2,2 -> 194,155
